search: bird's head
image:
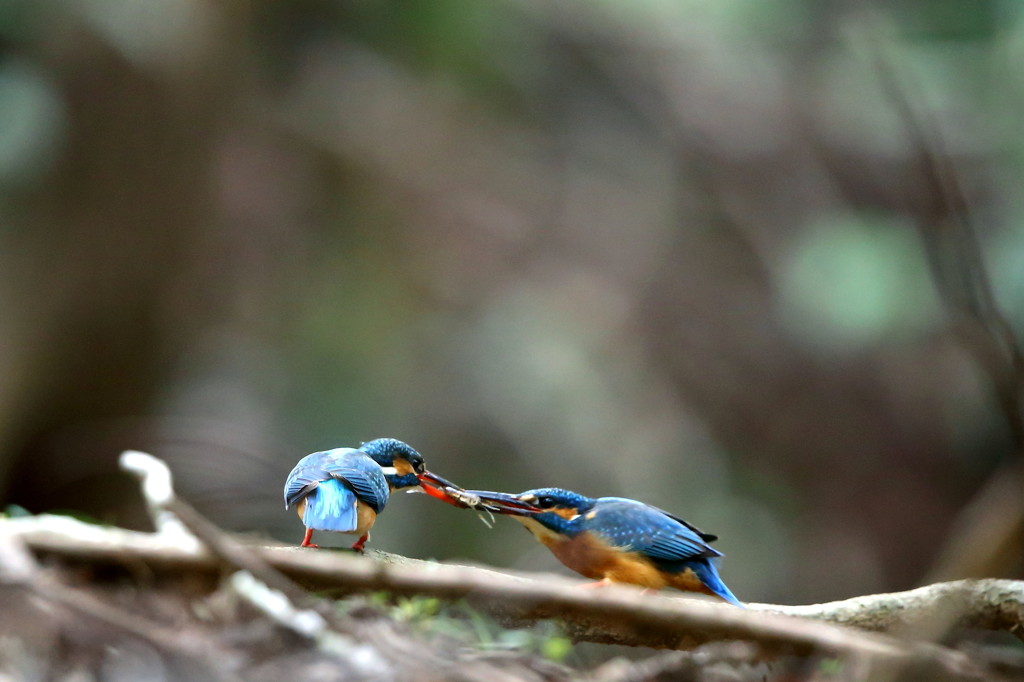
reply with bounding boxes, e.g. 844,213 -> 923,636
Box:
513,488 -> 596,519
358,438 -> 427,491
357,438 -> 505,508
457,487 -> 595,522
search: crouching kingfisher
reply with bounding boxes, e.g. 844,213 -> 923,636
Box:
462,487 -> 742,606
283,438 -> 446,551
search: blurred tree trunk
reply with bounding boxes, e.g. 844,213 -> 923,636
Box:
0,7 -> 244,527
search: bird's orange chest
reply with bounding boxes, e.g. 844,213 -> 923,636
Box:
546,532 -> 667,587
355,499 -> 377,535
546,532 -> 615,580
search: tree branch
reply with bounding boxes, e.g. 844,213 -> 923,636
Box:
2,450 -> 1005,680
763,580 -> 1024,640
0,512 -> 1017,678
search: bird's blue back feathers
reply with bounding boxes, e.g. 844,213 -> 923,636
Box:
596,498 -> 721,562
534,497 -> 720,563
302,478 -> 359,532
284,448 -> 390,513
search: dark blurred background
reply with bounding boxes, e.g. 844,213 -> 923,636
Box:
0,0 -> 1021,605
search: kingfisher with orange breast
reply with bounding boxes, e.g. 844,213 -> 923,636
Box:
445,486 -> 742,606
284,438 -> 453,551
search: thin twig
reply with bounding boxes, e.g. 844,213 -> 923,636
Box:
120,451 -> 320,611
118,451 -> 475,680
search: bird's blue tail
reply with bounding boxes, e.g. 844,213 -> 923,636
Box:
303,479 -> 359,532
691,559 -> 743,607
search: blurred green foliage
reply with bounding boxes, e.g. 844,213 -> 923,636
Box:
781,211 -> 939,351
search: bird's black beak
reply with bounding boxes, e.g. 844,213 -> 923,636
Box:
414,472 -> 542,515
416,470 -> 474,507
458,489 -> 543,516
418,469 -> 460,490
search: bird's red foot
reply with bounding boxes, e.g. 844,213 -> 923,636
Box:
350,534 -> 369,553
579,578 -> 613,589
300,528 -> 319,548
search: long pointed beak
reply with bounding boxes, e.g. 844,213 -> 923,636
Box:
414,472 -> 542,515
418,470 -> 461,490
416,470 -> 474,507
459,490 -> 542,515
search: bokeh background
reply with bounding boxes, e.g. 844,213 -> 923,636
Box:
1,0 -> 1021,606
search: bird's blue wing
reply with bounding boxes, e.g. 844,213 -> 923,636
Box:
589,498 -> 721,563
645,504 -> 719,543
283,450 -> 347,509
283,448 -> 389,513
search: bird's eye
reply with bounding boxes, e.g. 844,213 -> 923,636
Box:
413,461 -> 425,474
535,496 -> 556,509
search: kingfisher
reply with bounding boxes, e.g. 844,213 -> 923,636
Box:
457,487 -> 742,606
283,438 -> 443,551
